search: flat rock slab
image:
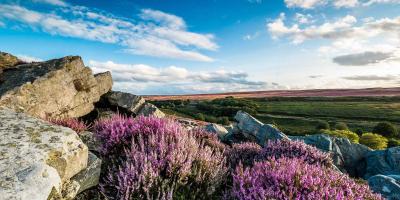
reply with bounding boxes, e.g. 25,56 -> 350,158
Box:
0,108 -> 88,200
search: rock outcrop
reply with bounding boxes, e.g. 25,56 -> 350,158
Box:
0,52 -> 23,71
102,91 -> 145,115
205,123 -> 229,139
291,134 -> 372,177
233,111 -> 289,146
368,174 -> 400,200
0,55 -> 112,119
0,108 -> 88,199
365,147 -> 400,179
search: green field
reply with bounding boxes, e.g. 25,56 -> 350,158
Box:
151,96 -> 400,136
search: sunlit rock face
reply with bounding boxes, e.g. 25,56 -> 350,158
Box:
0,108 -> 88,200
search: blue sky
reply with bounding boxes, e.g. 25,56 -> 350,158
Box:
0,0 -> 399,95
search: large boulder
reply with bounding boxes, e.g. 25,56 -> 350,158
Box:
0,108 -> 88,199
368,174 -> 400,200
291,134 -> 371,177
0,55 -> 112,119
234,111 -> 289,146
102,91 -> 145,115
365,147 -> 400,179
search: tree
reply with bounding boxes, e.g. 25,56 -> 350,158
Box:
334,122 -> 349,130
373,122 -> 398,138
316,120 -> 330,130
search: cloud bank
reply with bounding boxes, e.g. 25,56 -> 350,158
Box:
0,3 -> 217,62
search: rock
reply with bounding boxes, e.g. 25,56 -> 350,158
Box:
103,91 -> 145,115
334,137 -> 371,177
368,174 -> 400,200
0,55 -> 112,119
205,123 -> 229,139
234,111 -> 289,146
291,134 -> 371,177
138,103 -> 165,118
365,147 -> 400,179
0,108 -> 88,200
79,131 -> 101,153
94,72 -> 113,95
61,180 -> 80,200
71,152 -> 102,194
0,52 -> 23,70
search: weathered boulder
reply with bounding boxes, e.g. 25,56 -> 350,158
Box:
291,134 -> 371,177
0,52 -> 23,71
0,108 -> 88,199
205,123 -> 229,139
138,102 -> 165,118
0,55 -> 112,119
365,147 -> 400,179
234,111 -> 289,146
368,174 -> 400,200
102,91 -> 145,115
71,152 -> 102,194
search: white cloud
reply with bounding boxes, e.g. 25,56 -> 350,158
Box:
16,54 -> 43,62
294,13 -> 314,24
284,0 -> 326,9
284,0 -> 400,8
32,0 -> 67,6
0,5 -> 217,62
89,60 -> 280,94
268,13 -> 400,65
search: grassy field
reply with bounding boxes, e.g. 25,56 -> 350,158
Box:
151,96 -> 400,136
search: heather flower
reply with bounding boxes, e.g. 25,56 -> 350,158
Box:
225,142 -> 262,168
257,139 -> 333,167
227,157 -> 383,200
97,115 -> 228,199
48,118 -> 88,133
191,127 -> 227,152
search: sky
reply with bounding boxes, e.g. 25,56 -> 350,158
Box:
0,0 -> 399,95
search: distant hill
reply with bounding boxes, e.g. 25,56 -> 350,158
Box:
145,87 -> 400,101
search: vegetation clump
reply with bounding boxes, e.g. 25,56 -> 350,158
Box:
48,118 -> 88,133
360,133 -> 388,150
95,115 -> 228,199
373,122 -> 398,138
226,158 -> 383,200
322,129 -> 360,143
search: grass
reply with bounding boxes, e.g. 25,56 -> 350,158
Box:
152,96 -> 400,136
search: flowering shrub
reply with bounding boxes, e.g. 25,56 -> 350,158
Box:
257,140 -> 333,167
225,142 -> 261,168
226,157 -> 383,200
322,130 -> 360,143
97,115 -> 228,199
48,118 -> 88,133
191,127 -> 227,152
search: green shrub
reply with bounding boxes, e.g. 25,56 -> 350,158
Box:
373,122 -> 398,138
195,113 -> 205,121
316,120 -> 330,130
360,133 -> 388,150
322,130 -> 359,143
218,116 -> 230,125
334,122 -> 349,130
388,138 -> 400,148
355,128 -> 364,136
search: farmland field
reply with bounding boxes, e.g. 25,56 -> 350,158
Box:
150,96 -> 400,136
